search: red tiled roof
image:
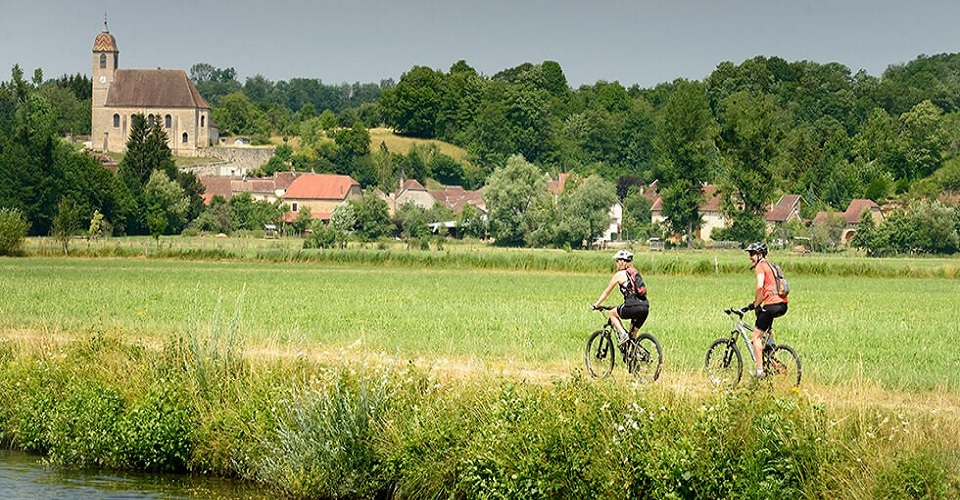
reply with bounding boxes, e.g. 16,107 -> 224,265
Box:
429,186 -> 486,214
843,199 -> 880,224
283,174 -> 359,200
105,69 -> 210,109
649,183 -> 722,213
401,179 -> 426,191
765,194 -> 801,222
283,211 -> 331,222
199,177 -> 232,205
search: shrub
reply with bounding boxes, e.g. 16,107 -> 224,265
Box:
0,207 -> 30,256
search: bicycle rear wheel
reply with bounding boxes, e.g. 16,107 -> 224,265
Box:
705,338 -> 742,388
765,344 -> 801,391
627,333 -> 662,382
585,329 -> 615,379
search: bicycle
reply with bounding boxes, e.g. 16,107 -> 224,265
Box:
585,305 -> 662,382
704,306 -> 801,390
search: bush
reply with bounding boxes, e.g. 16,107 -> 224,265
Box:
0,208 -> 30,256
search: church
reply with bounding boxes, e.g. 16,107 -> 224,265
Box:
91,21 -> 217,155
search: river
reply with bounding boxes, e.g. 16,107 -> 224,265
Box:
0,450 -> 270,499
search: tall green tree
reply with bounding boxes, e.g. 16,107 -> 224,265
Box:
554,175 -> 617,249
653,80 -> 718,247
483,154 -> 551,246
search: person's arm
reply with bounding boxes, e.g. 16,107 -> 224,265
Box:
594,272 -> 623,308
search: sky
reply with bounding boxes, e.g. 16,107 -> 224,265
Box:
3,0 -> 960,89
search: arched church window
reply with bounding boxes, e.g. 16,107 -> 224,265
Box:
113,114 -> 120,128
201,116 -> 206,128
99,54 -> 106,69
165,115 -> 172,128
147,114 -> 155,126
182,132 -> 189,143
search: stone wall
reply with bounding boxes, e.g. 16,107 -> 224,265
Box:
183,146 -> 275,177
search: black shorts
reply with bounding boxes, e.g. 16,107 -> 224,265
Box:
617,301 -> 649,331
755,302 -> 787,333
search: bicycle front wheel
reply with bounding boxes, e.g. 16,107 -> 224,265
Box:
705,338 -> 742,388
585,329 -> 615,379
765,344 -> 801,391
627,333 -> 662,382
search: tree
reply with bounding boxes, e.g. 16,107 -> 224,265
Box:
0,208 -> 29,256
653,80 -> 718,247
213,91 -> 266,137
290,206 -> 313,236
456,204 -> 486,240
380,66 -> 445,138
621,186 -> 653,241
50,197 -> 80,254
483,154 -> 551,246
144,170 -> 189,243
554,175 -> 617,248
716,90 -> 785,216
349,196 -> 392,241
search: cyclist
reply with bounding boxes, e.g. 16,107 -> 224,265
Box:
592,249 -> 649,346
744,241 -> 788,378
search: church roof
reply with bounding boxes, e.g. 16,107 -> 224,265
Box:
93,30 -> 118,52
105,69 -> 210,109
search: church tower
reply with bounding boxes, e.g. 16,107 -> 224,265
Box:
92,19 -> 118,108
92,19 -> 118,151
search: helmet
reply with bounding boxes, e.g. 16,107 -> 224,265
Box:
613,249 -> 634,262
744,242 -> 768,256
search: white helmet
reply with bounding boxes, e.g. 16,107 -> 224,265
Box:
613,249 -> 633,262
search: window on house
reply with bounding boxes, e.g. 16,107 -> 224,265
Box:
291,202 -> 298,212
182,132 -> 188,143
99,54 -> 106,69
113,114 -> 120,127
200,116 -> 205,128
147,114 -> 155,126
165,115 -> 172,128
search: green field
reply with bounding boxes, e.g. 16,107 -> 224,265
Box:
2,253 -> 958,392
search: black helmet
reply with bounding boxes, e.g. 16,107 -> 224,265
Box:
744,242 -> 768,257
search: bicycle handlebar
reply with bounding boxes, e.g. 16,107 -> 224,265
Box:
723,306 -> 753,319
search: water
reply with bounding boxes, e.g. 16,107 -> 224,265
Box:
0,450 -> 270,499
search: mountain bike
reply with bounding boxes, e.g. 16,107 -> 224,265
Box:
704,306 -> 801,390
585,305 -> 662,382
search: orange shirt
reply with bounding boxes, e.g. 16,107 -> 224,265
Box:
757,260 -> 787,305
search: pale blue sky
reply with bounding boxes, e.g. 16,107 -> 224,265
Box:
3,0 -> 960,88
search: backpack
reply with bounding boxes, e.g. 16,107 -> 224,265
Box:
766,261 -> 790,297
625,267 -> 648,299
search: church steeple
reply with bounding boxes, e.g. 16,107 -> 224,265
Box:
92,18 -> 119,140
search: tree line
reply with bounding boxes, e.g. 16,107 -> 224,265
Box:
3,50 -> 960,254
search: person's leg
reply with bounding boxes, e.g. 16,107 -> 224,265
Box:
610,307 -> 628,343
753,308 -> 775,377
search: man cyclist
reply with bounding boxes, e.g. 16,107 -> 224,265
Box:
592,249 -> 649,346
744,242 -> 788,378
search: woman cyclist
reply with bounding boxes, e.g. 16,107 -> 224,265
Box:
592,249 -> 649,346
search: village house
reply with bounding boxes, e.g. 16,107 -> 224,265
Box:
199,171 -> 299,205
91,21 -> 217,155
650,184 -> 727,241
281,173 -> 362,222
764,194 -> 804,231
813,198 -> 883,244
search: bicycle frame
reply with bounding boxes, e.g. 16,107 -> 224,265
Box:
726,308 -> 773,367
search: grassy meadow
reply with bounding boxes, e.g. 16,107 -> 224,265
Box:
1,250 -> 958,392
1,246 -> 959,498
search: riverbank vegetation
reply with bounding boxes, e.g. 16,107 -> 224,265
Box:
0,326 -> 956,498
